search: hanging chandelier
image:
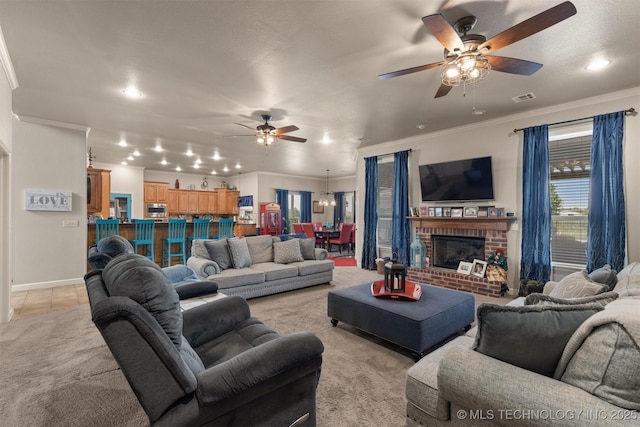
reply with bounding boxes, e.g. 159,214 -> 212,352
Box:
319,169 -> 335,207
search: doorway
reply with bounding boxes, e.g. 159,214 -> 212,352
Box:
110,193 -> 131,222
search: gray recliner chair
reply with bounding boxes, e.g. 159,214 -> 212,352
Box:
84,254 -> 324,426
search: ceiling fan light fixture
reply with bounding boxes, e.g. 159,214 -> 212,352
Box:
441,56 -> 490,87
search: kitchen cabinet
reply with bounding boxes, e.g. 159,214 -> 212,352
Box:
188,192 -> 199,213
166,189 -> 236,214
167,189 -> 180,213
216,188 -> 239,214
207,193 -> 218,213
198,192 -> 210,214
144,181 -> 168,203
87,168 -> 111,218
178,191 -> 189,213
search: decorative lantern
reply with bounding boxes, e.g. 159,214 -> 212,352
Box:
384,262 -> 407,293
410,237 -> 426,269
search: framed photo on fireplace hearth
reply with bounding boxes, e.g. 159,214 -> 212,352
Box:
472,259 -> 488,278
457,261 -> 473,275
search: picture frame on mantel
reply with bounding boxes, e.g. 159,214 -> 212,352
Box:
451,207 -> 463,218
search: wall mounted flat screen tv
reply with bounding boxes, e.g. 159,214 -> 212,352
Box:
419,156 -> 494,202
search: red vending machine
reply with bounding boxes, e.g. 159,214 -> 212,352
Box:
259,202 -> 282,235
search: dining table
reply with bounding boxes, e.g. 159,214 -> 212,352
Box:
314,228 -> 340,251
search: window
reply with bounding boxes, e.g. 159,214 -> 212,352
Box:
287,192 -> 301,232
549,129 -> 592,280
336,191 -> 355,223
377,160 -> 394,251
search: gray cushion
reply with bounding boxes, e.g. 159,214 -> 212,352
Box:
227,237 -> 252,269
588,264 -> 618,290
292,259 -> 335,276
548,270 -> 607,299
273,239 -> 304,264
245,235 -> 274,264
203,238 -> 232,270
556,299 -> 640,410
613,262 -> 640,298
525,291 -> 619,307
102,254 -> 183,348
298,238 -> 316,260
473,303 -> 603,377
191,239 -> 210,259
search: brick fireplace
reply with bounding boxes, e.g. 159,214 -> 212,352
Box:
408,217 -> 513,297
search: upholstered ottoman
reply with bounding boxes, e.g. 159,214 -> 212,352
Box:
327,283 -> 475,359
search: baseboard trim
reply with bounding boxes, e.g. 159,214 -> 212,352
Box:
12,277 -> 84,292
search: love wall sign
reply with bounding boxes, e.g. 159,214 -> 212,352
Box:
25,190 -> 73,211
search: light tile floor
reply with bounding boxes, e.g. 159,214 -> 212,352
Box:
11,284 -> 89,320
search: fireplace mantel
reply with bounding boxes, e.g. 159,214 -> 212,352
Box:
409,216 -> 516,231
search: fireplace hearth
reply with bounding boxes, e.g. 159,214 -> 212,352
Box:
432,235 -> 485,269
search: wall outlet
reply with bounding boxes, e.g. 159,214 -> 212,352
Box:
510,223 -> 519,231
63,220 -> 80,228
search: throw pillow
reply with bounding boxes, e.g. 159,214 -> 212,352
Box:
273,239 -> 304,264
473,303 -> 604,377
613,269 -> 640,298
548,270 -> 608,299
227,237 -> 252,269
298,238 -> 316,260
191,239 -> 210,259
203,238 -> 232,270
525,291 -> 619,308
588,264 -> 618,290
555,300 -> 640,410
102,254 -> 182,348
245,235 -> 274,264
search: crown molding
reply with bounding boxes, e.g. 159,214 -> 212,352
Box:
0,25 -> 18,90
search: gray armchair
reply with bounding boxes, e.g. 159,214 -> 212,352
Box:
84,254 -> 324,426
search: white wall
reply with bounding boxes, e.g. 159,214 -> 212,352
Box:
356,88 -> 640,291
94,161 -> 145,219
11,119 -> 87,290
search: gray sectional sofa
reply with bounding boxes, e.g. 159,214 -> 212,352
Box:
406,262 -> 640,426
187,234 -> 334,299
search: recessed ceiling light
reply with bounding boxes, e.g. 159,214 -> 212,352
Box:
586,59 -> 610,71
211,170 -> 217,175
133,149 -> 141,156
416,124 -> 427,130
121,161 -> 127,165
195,158 -> 202,164
176,166 -> 182,171
127,155 -> 134,161
161,159 -> 168,165
154,145 -> 163,152
235,162 -> 241,169
119,139 -> 127,147
194,163 -> 200,169
212,152 -> 221,161
322,134 -> 331,144
122,86 -> 142,98
186,149 -> 193,157
223,165 -> 229,172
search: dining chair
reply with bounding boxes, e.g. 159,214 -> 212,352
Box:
329,223 -> 355,253
188,218 -> 211,257
95,218 -> 120,245
213,218 -> 234,239
292,223 -> 304,234
162,218 -> 187,267
129,219 -> 156,262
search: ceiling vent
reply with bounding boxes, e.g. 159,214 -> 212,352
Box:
512,92 -> 536,103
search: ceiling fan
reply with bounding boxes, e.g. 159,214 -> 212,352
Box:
232,114 -> 307,145
378,1 -> 577,98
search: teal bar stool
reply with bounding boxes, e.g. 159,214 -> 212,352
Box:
129,219 -> 156,262
188,218 -> 211,257
213,218 -> 234,240
162,218 -> 187,267
95,218 -> 120,244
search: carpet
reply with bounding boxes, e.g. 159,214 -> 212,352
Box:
0,267 -> 510,426
329,256 -> 357,267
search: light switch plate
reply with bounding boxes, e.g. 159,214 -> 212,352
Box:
63,220 -> 80,227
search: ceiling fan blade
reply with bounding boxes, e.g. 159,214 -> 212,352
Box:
486,55 -> 543,75
234,122 -> 256,130
479,1 -> 577,53
434,84 -> 453,98
275,125 -> 299,134
278,135 -> 307,143
378,61 -> 445,80
421,14 -> 464,52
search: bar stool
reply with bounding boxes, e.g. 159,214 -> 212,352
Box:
213,218 -> 234,240
95,218 -> 120,244
162,218 -> 187,267
188,218 -> 211,256
129,219 -> 156,262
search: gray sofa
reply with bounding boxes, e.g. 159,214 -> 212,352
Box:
406,263 -> 640,426
187,235 -> 334,299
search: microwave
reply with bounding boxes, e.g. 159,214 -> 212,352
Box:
146,203 -> 167,218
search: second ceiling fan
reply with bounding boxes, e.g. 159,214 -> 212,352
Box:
378,1 -> 577,98
234,115 -> 307,145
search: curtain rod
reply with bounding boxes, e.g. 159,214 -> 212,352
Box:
513,107 -> 636,133
367,148 -> 412,160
